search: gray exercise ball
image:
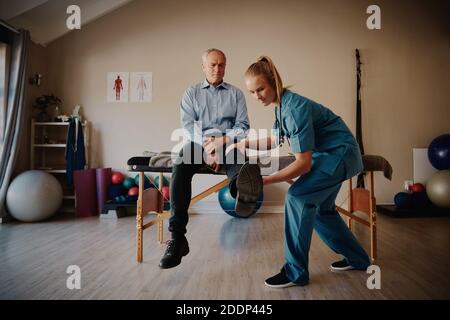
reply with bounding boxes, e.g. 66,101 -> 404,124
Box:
6,170 -> 63,222
426,170 -> 450,208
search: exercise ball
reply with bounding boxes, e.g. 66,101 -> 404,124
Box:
426,170 -> 450,208
161,186 -> 170,201
111,171 -> 124,184
6,170 -> 63,222
114,194 -> 138,203
410,183 -> 425,193
394,192 -> 411,209
428,134 -> 450,170
134,174 -> 152,189
123,177 -> 135,189
411,191 -> 429,208
154,175 -> 169,188
108,184 -> 127,199
218,185 -> 263,218
128,186 -> 139,197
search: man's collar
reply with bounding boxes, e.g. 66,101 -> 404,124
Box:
201,80 -> 229,89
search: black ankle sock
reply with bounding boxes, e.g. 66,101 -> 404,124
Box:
229,179 -> 238,198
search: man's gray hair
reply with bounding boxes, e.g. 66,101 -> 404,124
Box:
202,48 -> 226,63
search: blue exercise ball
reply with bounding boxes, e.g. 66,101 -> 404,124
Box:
134,174 -> 152,189
218,185 -> 263,218
123,177 -> 135,189
108,184 -> 127,200
154,175 -> 169,188
6,170 -> 63,222
411,191 -> 429,208
428,133 -> 450,170
394,192 -> 412,209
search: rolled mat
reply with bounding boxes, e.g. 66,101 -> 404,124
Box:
73,169 -> 98,217
96,168 -> 112,214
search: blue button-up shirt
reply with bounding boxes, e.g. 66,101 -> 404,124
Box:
180,80 -> 249,143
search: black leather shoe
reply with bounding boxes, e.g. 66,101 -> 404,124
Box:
235,162 -> 263,217
159,237 -> 189,269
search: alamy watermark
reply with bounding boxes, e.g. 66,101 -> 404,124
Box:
366,265 -> 381,290
367,5 -> 381,30
66,5 -> 81,30
66,265 -> 81,290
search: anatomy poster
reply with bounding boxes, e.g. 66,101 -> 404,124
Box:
107,72 -> 129,102
130,72 -> 152,103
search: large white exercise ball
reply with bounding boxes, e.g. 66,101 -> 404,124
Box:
426,170 -> 450,209
6,170 -> 63,222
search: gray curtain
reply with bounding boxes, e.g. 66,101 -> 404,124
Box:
0,30 -> 30,219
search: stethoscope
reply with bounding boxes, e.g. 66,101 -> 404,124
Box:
275,102 -> 289,147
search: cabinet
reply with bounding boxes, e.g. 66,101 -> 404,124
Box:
30,119 -> 90,211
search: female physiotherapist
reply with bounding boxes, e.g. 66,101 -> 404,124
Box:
228,56 -> 370,288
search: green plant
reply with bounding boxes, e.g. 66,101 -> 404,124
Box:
33,94 -> 62,112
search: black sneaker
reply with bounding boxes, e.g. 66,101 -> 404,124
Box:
235,162 -> 263,218
264,268 -> 296,288
330,259 -> 355,272
159,237 -> 189,269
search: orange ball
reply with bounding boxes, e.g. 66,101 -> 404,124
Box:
162,186 -> 170,201
128,186 -> 139,197
111,172 -> 124,185
411,183 -> 425,193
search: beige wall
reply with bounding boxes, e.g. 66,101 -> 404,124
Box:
36,0 -> 449,205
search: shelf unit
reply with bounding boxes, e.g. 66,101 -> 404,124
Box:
30,119 -> 89,210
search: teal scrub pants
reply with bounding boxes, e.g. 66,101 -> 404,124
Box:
283,155 -> 370,285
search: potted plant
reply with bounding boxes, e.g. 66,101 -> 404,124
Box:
33,94 -> 62,122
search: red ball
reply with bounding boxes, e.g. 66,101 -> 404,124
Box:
411,183 -> 425,193
128,186 -> 139,197
162,186 -> 170,201
111,172 -> 124,185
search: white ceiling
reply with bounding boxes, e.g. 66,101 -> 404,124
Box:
0,0 -> 135,46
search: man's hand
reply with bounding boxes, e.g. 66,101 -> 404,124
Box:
204,150 -> 221,172
203,136 -> 227,156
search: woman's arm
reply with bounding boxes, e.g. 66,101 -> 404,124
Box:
244,136 -> 277,151
225,136 -> 277,154
263,151 -> 312,185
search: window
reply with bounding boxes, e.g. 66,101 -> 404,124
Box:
0,42 -> 9,146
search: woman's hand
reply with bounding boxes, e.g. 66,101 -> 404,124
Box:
262,176 -> 271,186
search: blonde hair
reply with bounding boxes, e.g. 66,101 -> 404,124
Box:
245,56 -> 285,105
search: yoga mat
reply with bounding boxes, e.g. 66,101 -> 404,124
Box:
73,169 -> 98,217
96,168 -> 112,214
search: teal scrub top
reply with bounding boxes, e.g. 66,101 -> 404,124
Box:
273,90 -> 363,179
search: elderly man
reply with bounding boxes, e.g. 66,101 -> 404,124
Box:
160,49 -> 262,269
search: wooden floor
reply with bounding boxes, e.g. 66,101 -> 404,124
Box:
0,209 -> 449,300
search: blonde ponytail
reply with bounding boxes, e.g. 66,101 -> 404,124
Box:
245,56 -> 285,104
